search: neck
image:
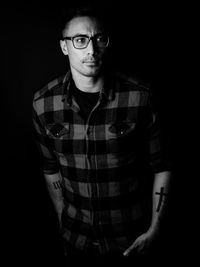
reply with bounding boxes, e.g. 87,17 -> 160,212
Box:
71,70 -> 103,93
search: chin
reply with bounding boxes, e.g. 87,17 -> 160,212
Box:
84,68 -> 101,77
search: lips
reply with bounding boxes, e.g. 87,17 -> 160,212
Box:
84,60 -> 98,63
83,61 -> 99,66
83,57 -> 99,63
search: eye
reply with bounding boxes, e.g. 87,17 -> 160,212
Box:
96,35 -> 103,41
96,35 -> 108,44
74,36 -> 88,45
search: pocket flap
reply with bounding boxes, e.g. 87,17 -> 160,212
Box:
46,123 -> 70,138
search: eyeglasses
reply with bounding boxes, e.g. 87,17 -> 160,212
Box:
63,33 -> 109,49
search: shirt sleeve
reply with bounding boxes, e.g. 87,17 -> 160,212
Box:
32,101 -> 59,174
146,91 -> 172,173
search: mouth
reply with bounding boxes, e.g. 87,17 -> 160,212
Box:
84,61 -> 99,66
84,59 -> 97,62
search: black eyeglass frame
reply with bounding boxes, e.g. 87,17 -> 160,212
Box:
63,34 -> 109,49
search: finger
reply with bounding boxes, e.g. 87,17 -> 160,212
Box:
123,249 -> 130,257
123,244 -> 136,257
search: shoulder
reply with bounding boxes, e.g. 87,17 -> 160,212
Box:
33,74 -> 67,102
109,70 -> 152,106
115,71 -> 151,92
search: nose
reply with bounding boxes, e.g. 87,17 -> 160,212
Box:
86,39 -> 97,55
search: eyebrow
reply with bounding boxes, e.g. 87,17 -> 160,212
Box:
70,32 -> 105,38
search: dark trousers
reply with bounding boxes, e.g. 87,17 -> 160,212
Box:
61,243 -> 156,267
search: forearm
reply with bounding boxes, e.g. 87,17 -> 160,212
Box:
149,171 -> 171,232
44,172 -> 64,223
123,170 -> 172,256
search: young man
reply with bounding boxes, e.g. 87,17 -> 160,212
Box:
32,4 -> 171,266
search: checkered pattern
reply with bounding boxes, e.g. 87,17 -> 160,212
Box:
32,70 -> 170,254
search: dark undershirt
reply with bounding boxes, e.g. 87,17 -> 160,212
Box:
72,81 -> 100,121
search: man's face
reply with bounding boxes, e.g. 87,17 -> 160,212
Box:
60,16 -> 108,77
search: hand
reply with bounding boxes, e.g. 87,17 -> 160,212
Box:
123,228 -> 159,257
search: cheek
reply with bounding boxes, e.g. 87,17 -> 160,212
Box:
68,49 -> 83,65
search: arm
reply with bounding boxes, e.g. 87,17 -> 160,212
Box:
123,90 -> 172,256
44,172 -> 64,226
149,170 -> 171,235
123,170 -> 171,256
32,100 -> 63,223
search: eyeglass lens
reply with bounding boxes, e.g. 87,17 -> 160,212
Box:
73,35 -> 108,49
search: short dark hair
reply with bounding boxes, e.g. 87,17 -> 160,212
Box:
59,3 -> 110,38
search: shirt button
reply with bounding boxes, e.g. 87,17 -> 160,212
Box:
87,127 -> 92,135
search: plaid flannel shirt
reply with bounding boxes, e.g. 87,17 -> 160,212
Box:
32,70 -> 169,254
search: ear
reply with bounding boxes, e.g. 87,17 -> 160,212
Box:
60,40 -> 69,55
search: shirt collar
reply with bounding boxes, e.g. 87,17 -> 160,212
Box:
102,71 -> 116,101
61,69 -> 116,104
61,71 -> 72,105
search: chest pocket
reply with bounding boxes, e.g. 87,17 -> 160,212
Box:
46,123 -> 70,139
46,123 -> 70,154
107,121 -> 138,153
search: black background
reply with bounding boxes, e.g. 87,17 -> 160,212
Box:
1,2 -> 193,266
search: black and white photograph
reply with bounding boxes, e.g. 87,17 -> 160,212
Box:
2,1 -> 193,266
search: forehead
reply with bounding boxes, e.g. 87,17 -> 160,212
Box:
63,16 -> 104,36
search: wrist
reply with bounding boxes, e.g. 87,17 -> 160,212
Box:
148,222 -> 161,236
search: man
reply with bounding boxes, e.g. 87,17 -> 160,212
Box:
32,4 -> 171,266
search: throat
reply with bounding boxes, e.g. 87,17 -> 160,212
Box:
72,72 -> 103,93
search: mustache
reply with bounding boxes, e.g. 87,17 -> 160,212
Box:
82,57 -> 100,63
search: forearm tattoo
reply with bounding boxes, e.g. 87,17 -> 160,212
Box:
155,187 -> 169,212
53,180 -> 62,190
